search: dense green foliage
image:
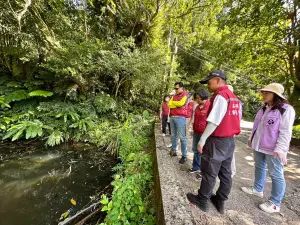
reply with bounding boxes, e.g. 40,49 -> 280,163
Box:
293,125 -> 300,139
1,0 -> 299,126
0,0 -> 299,223
100,115 -> 155,225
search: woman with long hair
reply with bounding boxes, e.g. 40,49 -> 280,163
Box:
241,83 -> 295,213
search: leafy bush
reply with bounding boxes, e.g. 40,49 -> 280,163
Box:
3,119 -> 52,141
293,125 -> 300,139
100,116 -> 155,225
94,94 -> 117,115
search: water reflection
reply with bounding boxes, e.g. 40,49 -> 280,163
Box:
0,142 -> 115,225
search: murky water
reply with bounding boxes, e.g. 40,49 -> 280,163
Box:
0,142 -> 115,225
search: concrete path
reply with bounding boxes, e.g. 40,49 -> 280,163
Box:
155,123 -> 300,225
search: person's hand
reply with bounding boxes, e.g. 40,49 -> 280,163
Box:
273,152 -> 287,165
189,130 -> 193,137
247,140 -> 251,148
197,143 -> 203,153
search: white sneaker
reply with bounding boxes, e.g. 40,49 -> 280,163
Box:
241,186 -> 263,198
167,144 -> 172,148
162,133 -> 166,137
259,200 -> 280,213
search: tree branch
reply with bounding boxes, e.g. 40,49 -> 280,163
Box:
58,202 -> 100,225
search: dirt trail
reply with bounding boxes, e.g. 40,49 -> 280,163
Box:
156,123 -> 300,225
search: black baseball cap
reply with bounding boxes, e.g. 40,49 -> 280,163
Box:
200,70 -> 226,84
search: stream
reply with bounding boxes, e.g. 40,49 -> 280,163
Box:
0,142 -> 115,225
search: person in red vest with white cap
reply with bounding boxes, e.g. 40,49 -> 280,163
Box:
187,70 -> 241,214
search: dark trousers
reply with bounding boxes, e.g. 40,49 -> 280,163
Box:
198,136 -> 235,201
162,115 -> 171,134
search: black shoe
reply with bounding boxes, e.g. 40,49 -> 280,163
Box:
188,168 -> 200,174
179,157 -> 187,164
186,193 -> 208,212
169,149 -> 177,157
210,194 -> 225,214
196,173 -> 202,180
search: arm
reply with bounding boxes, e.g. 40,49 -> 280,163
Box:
198,95 -> 228,148
191,103 -> 197,124
159,103 -> 163,119
274,106 -> 296,155
168,95 -> 187,108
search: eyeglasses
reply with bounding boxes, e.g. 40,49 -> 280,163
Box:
174,87 -> 180,90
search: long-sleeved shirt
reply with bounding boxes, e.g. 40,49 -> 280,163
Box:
251,105 -> 295,156
198,95 -> 228,147
168,95 -> 187,108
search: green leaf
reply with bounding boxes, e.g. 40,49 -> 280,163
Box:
107,201 -> 112,211
101,206 -> 108,211
126,153 -> 135,162
5,90 -> 28,103
2,128 -> 18,140
139,206 -> 145,212
7,81 -> 22,88
59,210 -> 69,221
100,195 -> 109,205
31,126 -> 38,138
28,90 -> 53,97
26,125 -> 33,139
37,127 -> 43,137
12,127 -> 25,141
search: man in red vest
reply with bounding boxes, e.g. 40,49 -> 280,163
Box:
187,70 -> 241,214
168,82 -> 188,164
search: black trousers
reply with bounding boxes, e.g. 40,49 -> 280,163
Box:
162,115 -> 171,134
198,136 -> 235,201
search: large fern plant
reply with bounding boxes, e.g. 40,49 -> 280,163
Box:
3,119 -> 53,141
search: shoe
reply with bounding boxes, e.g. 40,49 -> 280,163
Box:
169,149 -> 177,157
179,157 -> 187,164
189,168 -> 200,173
162,133 -> 166,137
259,200 -> 280,213
241,186 -> 263,198
186,193 -> 208,212
210,194 -> 225,214
196,173 -> 202,180
167,144 -> 172,148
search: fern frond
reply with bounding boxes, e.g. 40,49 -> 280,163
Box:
46,130 -> 64,147
5,90 -> 29,103
28,90 -> 53,97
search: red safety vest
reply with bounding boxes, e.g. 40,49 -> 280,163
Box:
208,86 -> 241,137
169,91 -> 188,117
193,100 -> 210,134
161,102 -> 169,116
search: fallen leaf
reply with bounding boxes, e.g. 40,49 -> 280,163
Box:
70,199 -> 77,206
59,211 -> 69,220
